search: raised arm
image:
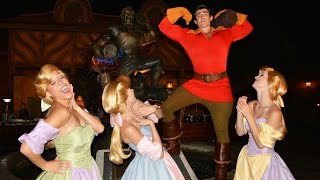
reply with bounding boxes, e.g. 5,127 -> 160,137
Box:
158,7 -> 192,42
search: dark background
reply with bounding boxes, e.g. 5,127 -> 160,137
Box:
0,0 -> 317,76
0,0 -> 318,121
0,0 -> 318,124
0,1 -> 319,179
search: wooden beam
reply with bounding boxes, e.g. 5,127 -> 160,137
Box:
0,21 -> 110,33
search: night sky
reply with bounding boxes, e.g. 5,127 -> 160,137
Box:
0,0 -> 318,147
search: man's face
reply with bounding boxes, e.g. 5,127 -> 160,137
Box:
194,8 -> 213,28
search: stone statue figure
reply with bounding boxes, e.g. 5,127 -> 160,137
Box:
90,6 -> 166,102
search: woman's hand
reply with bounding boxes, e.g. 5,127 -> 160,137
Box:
69,84 -> 81,111
43,159 -> 71,175
133,104 -> 156,117
136,117 -> 153,126
236,96 -> 252,119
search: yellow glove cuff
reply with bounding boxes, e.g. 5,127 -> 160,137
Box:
236,13 -> 247,25
166,7 -> 192,25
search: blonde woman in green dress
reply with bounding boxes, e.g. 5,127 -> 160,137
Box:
18,64 -> 105,180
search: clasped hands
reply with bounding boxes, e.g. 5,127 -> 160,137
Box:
236,96 -> 253,118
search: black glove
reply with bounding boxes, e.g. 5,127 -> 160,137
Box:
211,9 -> 237,28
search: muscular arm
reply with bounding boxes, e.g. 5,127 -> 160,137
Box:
91,27 -> 119,60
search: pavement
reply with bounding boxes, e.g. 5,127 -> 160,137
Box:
181,136 -> 320,180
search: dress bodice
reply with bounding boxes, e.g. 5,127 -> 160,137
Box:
128,125 -> 151,152
53,124 -> 95,168
235,118 -> 295,180
245,118 -> 276,155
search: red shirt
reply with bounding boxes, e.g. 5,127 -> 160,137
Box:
159,17 -> 253,102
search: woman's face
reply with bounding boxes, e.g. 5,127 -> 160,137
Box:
46,70 -> 73,101
252,70 -> 269,89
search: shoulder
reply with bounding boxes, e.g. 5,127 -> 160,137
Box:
45,104 -> 71,128
121,124 -> 143,144
269,106 -> 282,119
266,105 -> 282,129
122,124 -> 140,136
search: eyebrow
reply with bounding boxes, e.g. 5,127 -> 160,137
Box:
196,9 -> 209,14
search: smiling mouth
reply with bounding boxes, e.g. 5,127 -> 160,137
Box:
60,85 -> 70,93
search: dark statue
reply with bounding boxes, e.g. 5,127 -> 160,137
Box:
90,6 -> 166,102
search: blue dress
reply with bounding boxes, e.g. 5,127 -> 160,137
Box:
121,125 -> 184,180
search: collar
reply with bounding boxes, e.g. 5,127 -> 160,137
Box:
187,26 -> 226,34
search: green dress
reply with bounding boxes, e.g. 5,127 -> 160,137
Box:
36,124 -> 102,180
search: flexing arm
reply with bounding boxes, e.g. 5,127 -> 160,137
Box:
92,27 -> 119,61
166,7 -> 192,25
212,9 -> 249,28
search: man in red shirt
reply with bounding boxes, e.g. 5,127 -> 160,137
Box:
158,4 -> 253,180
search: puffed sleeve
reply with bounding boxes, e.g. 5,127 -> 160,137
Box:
136,136 -> 163,160
259,123 -> 283,148
18,119 -> 59,154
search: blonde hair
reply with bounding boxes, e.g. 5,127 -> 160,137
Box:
261,66 -> 288,138
33,64 -> 67,105
102,75 -> 131,164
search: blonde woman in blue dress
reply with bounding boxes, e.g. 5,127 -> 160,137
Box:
102,75 -> 184,180
234,66 -> 295,180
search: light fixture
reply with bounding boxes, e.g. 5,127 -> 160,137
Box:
3,98 -> 12,103
2,98 -> 12,124
166,81 -> 173,89
306,82 -> 311,88
166,81 -> 174,96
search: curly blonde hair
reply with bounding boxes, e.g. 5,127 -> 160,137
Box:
102,75 -> 131,164
261,66 -> 288,138
33,64 -> 67,105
